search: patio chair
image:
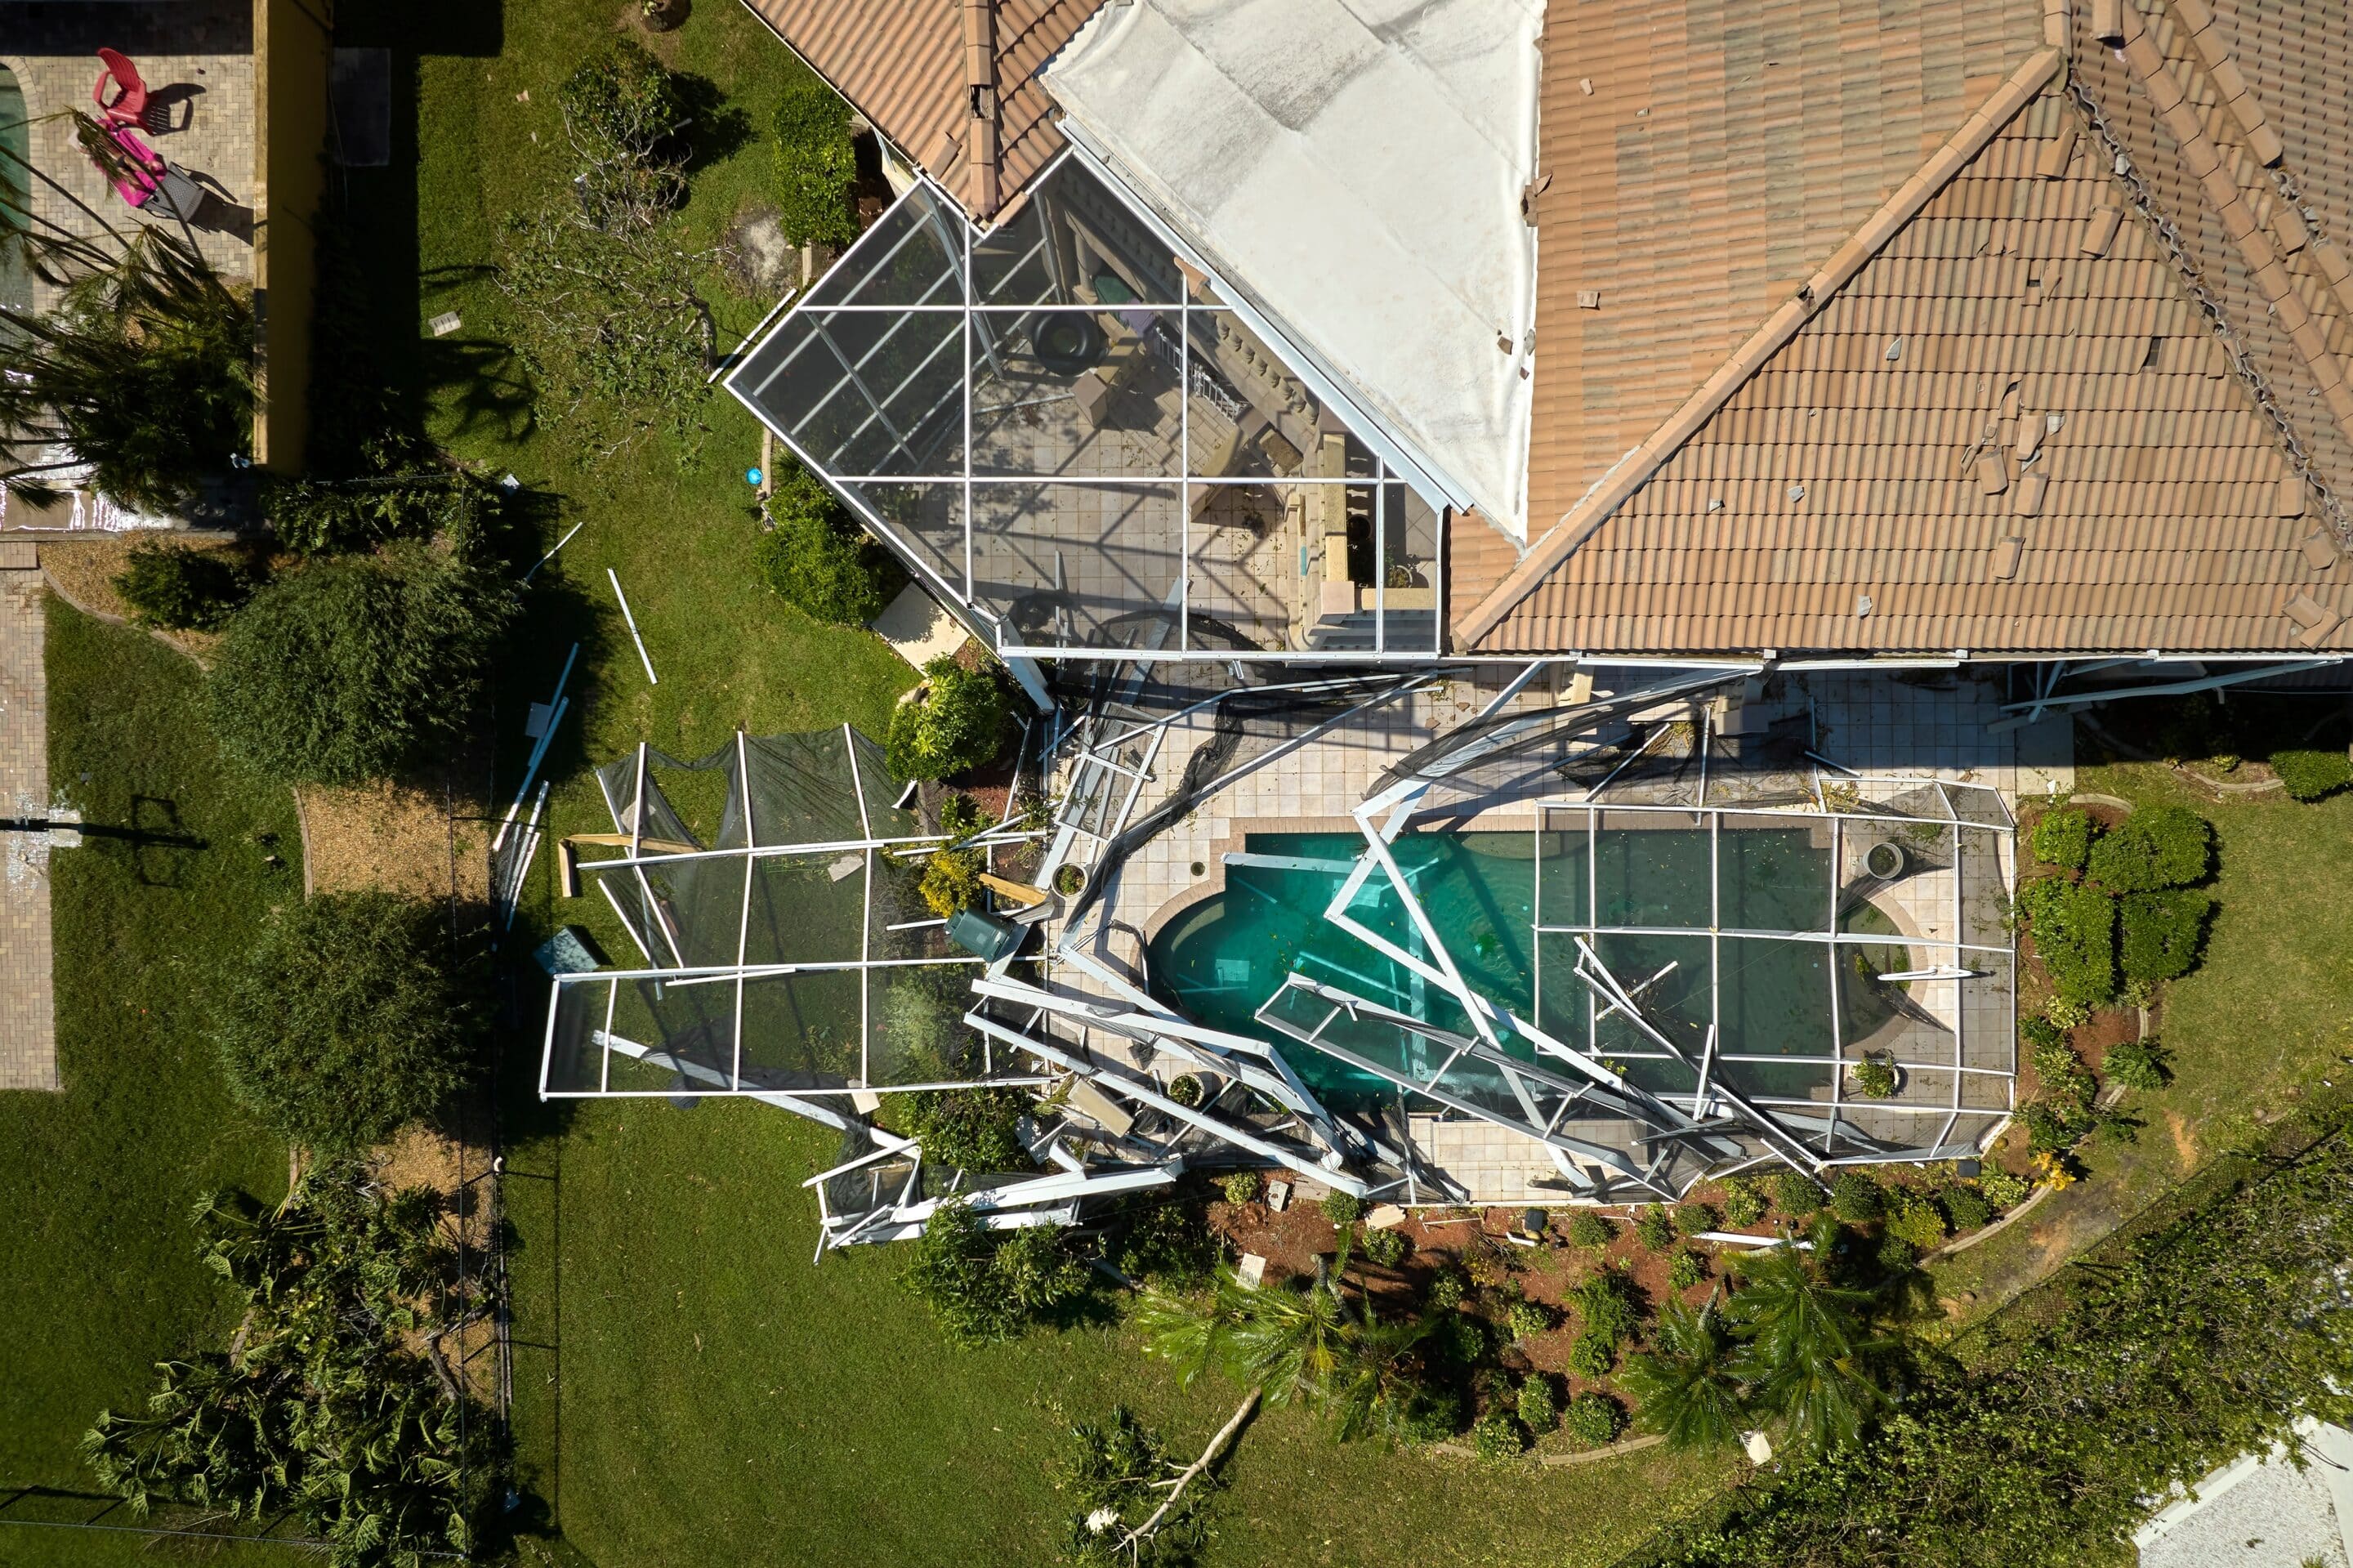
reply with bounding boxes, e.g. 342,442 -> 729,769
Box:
93,49 -> 150,129
92,120 -> 164,209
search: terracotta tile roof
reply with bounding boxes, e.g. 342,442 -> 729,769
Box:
1497,0 -> 2053,587
1467,86 -> 2340,655
743,0 -> 1105,217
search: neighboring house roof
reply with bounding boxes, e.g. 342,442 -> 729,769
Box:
1043,0 -> 1543,533
1458,0 -> 2353,654
741,0 -> 1105,217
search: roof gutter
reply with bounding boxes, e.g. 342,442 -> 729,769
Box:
1454,46 -> 2065,650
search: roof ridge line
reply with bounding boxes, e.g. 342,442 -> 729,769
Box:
1454,45 -> 2065,650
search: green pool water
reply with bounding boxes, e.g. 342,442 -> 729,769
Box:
1145,828 -> 1909,1108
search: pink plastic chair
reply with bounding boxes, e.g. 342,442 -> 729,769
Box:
93,49 -> 149,129
97,122 -> 164,208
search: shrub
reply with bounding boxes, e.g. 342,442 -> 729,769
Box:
917,845 -> 984,918
1567,1211 -> 1616,1249
2104,1035 -> 2172,1091
1668,1250 -> 1708,1292
1772,1170 -> 1824,1216
754,471 -> 904,624
208,546 -> 515,786
1635,1205 -> 1677,1252
2119,889 -> 2211,987
1567,1329 -> 1617,1380
774,54 -> 859,249
262,471 -> 503,556
212,891 -> 479,1151
111,541 -> 257,630
1563,1392 -> 1628,1448
2019,1014 -> 2068,1055
2029,805 -> 2095,872
888,655 -> 1011,782
1829,1170 -> 1883,1223
2085,805 -> 2211,892
1674,1202 -> 1718,1237
1518,1375 -> 1560,1434
1945,1184 -> 1993,1231
1571,1272 -> 1642,1346
1361,1225 -> 1409,1268
1218,1169 -> 1262,1206
1721,1177 -> 1768,1229
1849,1052 -> 1899,1099
902,1198 -> 1087,1347
1425,1266 -> 1467,1311
1400,1386 -> 1463,1445
1113,1199 -> 1217,1291
2016,875 -> 2118,1012
1320,1189 -> 1364,1226
1980,1167 -> 2034,1207
1435,1311 -> 1489,1365
1876,1231 -> 1919,1272
899,1085 -> 1030,1171
939,791 -> 991,838
2274,748 -> 2353,802
1507,1298 -> 1555,1342
1471,1407 -> 1525,1462
1884,1193 -> 1949,1252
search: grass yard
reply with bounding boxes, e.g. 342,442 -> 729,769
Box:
1930,753 -> 2353,1317
0,601 -> 301,1566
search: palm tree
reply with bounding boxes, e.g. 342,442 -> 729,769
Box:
1724,1217 -> 1894,1454
1619,1290 -> 1746,1450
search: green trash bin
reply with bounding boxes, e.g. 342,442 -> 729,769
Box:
947,908 -> 1025,963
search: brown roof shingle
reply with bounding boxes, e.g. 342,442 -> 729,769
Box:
743,0 -> 1105,217
1471,91 -> 2337,654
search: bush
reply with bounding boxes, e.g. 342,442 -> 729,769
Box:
775,55 -> 859,249
1849,1052 -> 1899,1099
1218,1169 -> 1262,1206
2119,889 -> 2211,987
1635,1205 -> 1677,1252
1471,1407 -> 1525,1462
888,655 -> 1011,782
1112,1199 -> 1217,1291
1945,1184 -> 1993,1231
1572,1272 -> 1642,1346
917,844 -> 984,918
1517,1375 -> 1560,1434
1772,1170 -> 1824,1216
754,471 -> 904,624
1721,1177 -> 1768,1229
1884,1194 -> 1949,1252
1425,1266 -> 1467,1311
902,1198 -> 1087,1347
1320,1189 -> 1364,1226
2016,875 -> 2118,1012
2104,1035 -> 2172,1091
1435,1311 -> 1489,1365
1400,1386 -> 1463,1445
2085,805 -> 2211,892
2019,1014 -> 2068,1055
2029,805 -> 2095,872
899,1085 -> 1031,1171
262,471 -> 504,556
208,546 -> 514,786
1980,1167 -> 2034,1207
1567,1211 -> 1615,1249
111,541 -> 257,630
1563,1392 -> 1628,1448
1567,1329 -> 1617,1380
212,891 -> 479,1151
1507,1298 -> 1555,1342
1361,1225 -> 1409,1267
1674,1202 -> 1718,1237
1830,1170 -> 1883,1223
2274,748 -> 2353,802
1668,1250 -> 1708,1292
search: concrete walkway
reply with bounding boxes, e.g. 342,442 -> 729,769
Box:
0,544 -> 55,1090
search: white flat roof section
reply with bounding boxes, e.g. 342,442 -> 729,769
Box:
1045,0 -> 1543,538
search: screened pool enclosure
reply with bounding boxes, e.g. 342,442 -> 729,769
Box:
721,154 -> 1446,660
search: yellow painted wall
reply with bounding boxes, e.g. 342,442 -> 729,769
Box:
252,0 -> 333,471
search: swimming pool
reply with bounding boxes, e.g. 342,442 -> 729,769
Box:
1145,827 -> 1911,1107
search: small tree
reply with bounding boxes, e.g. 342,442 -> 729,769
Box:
888,655 -> 1010,782
896,1084 -> 1032,1172
753,470 -> 904,624
559,39 -> 689,230
212,891 -> 481,1151
902,1198 -> 1087,1347
775,56 -> 859,249
208,544 -> 516,785
111,542 -> 258,630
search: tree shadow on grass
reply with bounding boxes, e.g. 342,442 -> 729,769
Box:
672,74 -> 754,176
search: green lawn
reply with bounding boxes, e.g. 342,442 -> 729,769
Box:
0,601 -> 300,1566
344,4 -> 1748,1562
1930,755 -> 2353,1316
